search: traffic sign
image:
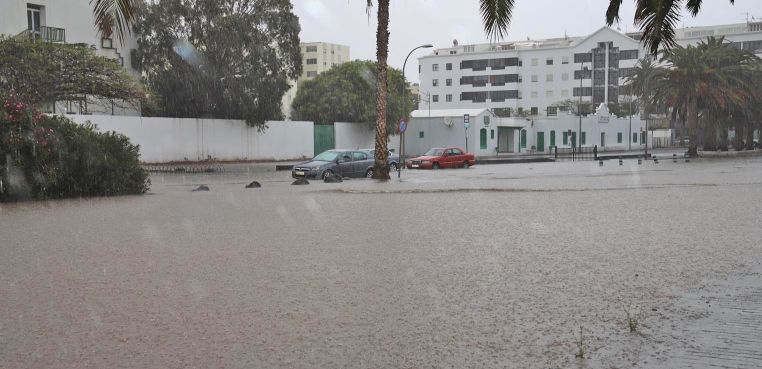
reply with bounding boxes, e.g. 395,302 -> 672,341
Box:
463,114 -> 470,123
398,120 -> 407,133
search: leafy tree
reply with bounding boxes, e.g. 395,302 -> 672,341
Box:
130,0 -> 301,127
0,37 -> 144,109
291,61 -> 410,129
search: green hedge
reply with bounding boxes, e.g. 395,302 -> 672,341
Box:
1,97 -> 149,201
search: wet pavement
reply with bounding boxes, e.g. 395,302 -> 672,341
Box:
2,156 -> 762,368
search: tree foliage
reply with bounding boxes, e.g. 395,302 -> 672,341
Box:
291,60 -> 411,131
131,0 -> 301,127
0,37 -> 144,108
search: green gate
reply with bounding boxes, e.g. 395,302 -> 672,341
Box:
313,124 -> 335,156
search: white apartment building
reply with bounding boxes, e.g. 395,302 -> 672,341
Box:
282,42 -> 350,119
418,22 -> 762,116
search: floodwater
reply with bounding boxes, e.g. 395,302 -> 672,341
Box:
2,157 -> 762,368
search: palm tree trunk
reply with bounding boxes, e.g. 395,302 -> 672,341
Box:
745,120 -> 755,150
687,98 -> 699,156
734,120 -> 745,151
703,117 -> 717,151
718,120 -> 729,151
372,0 -> 390,180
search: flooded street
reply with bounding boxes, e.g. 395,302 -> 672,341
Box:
2,157 -> 762,368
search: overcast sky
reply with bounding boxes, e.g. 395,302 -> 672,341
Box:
293,0 -> 759,82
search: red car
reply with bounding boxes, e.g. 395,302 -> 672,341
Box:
406,147 -> 475,169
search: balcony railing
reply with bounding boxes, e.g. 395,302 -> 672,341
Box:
15,26 -> 66,43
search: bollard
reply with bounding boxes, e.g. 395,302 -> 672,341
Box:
654,156 -> 659,164
599,160 -> 604,166
673,153 -> 677,163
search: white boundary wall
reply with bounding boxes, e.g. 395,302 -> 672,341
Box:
64,115 -> 314,162
334,122 -> 401,153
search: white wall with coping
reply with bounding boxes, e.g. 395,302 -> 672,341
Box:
65,115 -> 314,162
333,122 -> 401,154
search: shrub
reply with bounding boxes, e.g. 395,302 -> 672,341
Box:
1,95 -> 149,201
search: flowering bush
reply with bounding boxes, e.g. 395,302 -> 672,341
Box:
1,94 -> 149,201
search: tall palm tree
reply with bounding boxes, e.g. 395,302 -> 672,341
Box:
606,0 -> 736,55
91,0 -> 137,44
654,37 -> 760,155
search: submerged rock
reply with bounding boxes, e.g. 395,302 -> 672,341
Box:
245,181 -> 262,188
291,178 -> 309,186
192,185 -> 210,192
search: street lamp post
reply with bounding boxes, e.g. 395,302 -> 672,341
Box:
577,62 -> 587,161
399,43 -> 433,179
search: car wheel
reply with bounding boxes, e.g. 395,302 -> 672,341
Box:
390,162 -> 398,171
365,168 -> 374,178
321,170 -> 334,179
432,162 -> 440,169
463,161 -> 470,169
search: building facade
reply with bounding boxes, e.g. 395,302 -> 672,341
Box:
418,22 -> 762,117
0,0 -> 140,115
282,42 -> 350,119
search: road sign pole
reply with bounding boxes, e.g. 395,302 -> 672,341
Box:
398,119 -> 407,179
463,114 -> 470,153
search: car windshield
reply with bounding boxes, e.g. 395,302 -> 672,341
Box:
312,151 -> 340,162
424,148 -> 444,156
3,1 -> 761,368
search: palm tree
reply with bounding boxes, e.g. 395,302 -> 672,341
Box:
606,0 -> 736,55
653,37 -> 760,155
91,0 -> 138,45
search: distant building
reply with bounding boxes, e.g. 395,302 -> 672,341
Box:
282,42 -> 350,119
417,22 -> 762,117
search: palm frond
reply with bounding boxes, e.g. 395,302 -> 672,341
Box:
91,0 -> 137,45
479,0 -> 516,42
634,0 -> 682,55
605,0 -> 624,25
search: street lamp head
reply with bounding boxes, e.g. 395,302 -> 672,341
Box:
421,44 -> 434,48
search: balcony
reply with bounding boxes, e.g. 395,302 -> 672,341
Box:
16,26 -> 66,43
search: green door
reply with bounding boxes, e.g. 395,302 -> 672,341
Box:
313,124 -> 335,156
536,132 -> 545,152
480,128 -> 487,149
571,132 -> 577,148
520,129 -> 527,148
549,130 -> 556,148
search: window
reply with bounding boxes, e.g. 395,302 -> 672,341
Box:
432,95 -> 439,102
617,132 -> 623,143
547,106 -> 557,116
27,4 -> 42,31
432,64 -> 439,71
531,91 -> 538,98
546,57 -> 553,65
446,63 -> 452,70
488,90 -> 519,101
306,71 -> 317,77
633,132 -> 638,143
619,49 -> 639,60
306,58 -> 317,65
546,90 -> 553,98
531,75 -> 538,82
561,89 -> 569,97
530,107 -> 538,115
546,74 -> 553,82
574,69 -> 592,79
432,79 -> 439,87
352,152 -> 367,160
580,132 -> 586,145
562,56 -> 569,64
446,78 -> 452,86
484,115 -> 490,125
641,132 -> 646,144
446,94 -> 452,102
451,148 -> 463,155
563,131 -> 569,145
573,87 -> 592,96
742,40 -> 762,52
531,58 -> 538,66
550,130 -> 556,147
490,129 -> 495,139
305,45 -> 318,52
419,131 -> 425,138
574,53 -> 592,63
561,73 -> 569,81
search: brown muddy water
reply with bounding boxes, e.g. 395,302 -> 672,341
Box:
2,157 -> 762,368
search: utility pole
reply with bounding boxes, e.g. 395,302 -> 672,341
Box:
578,61 -> 586,160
